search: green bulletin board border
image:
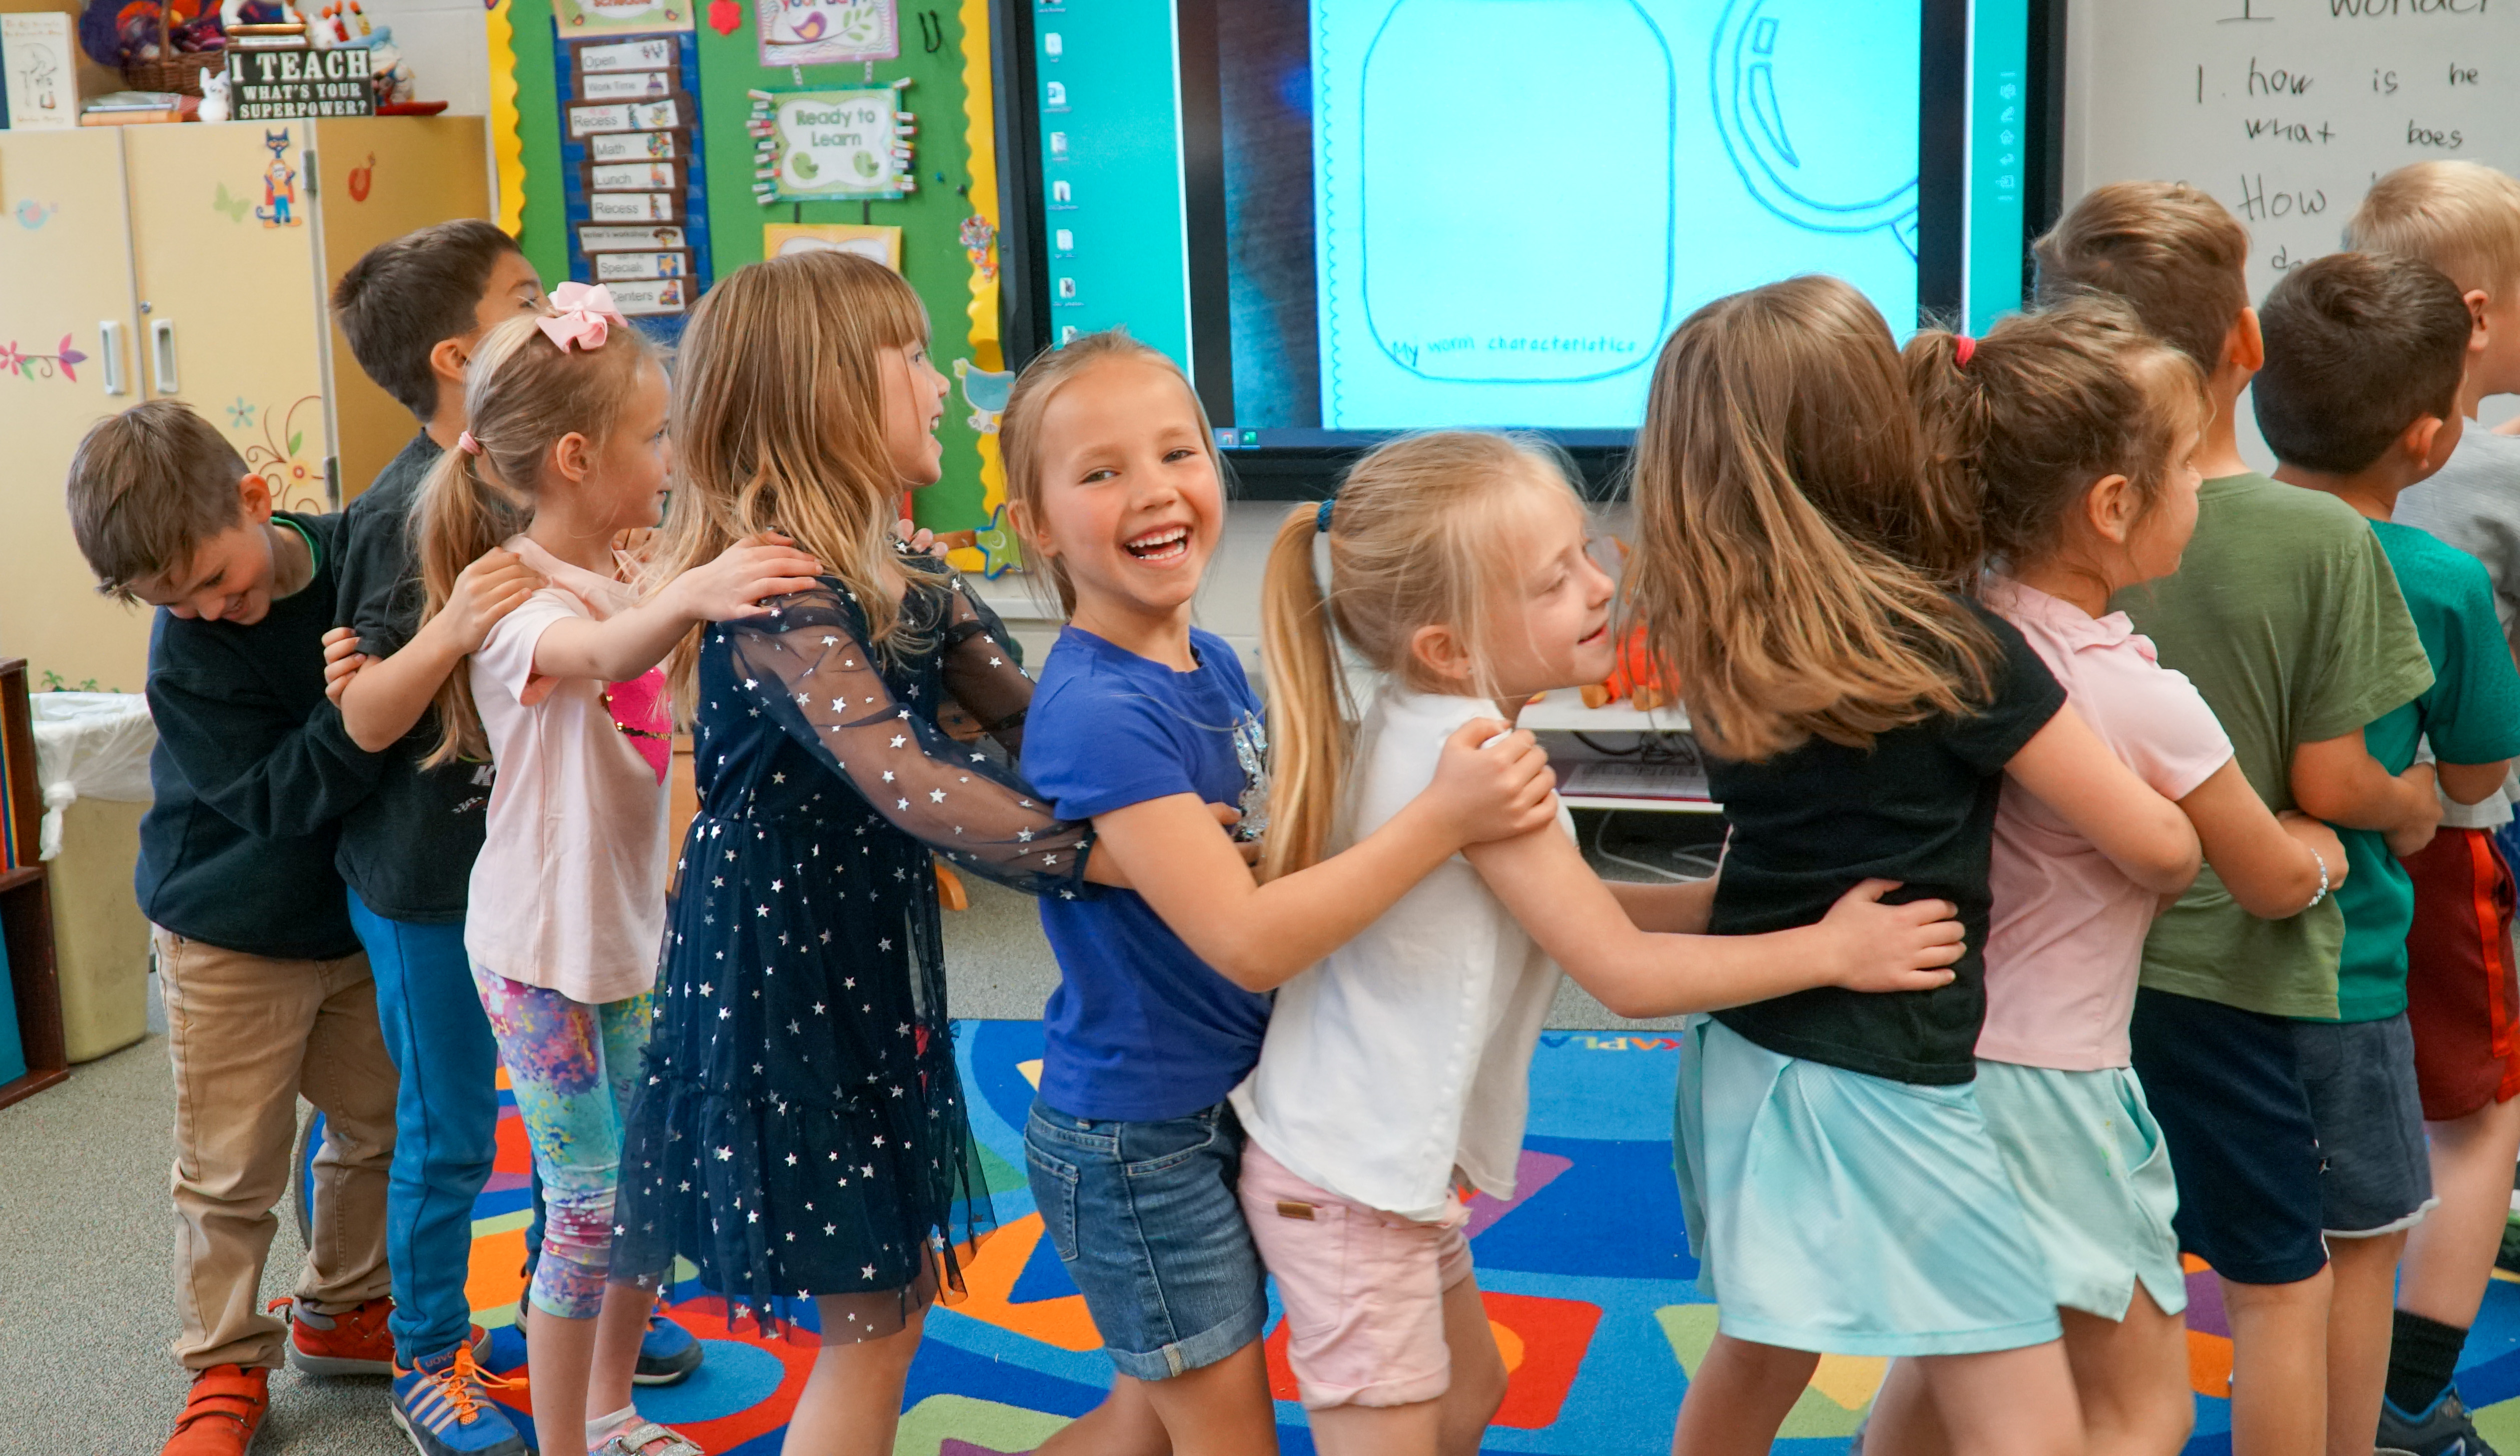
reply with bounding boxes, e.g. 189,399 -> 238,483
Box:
513,1 -> 994,536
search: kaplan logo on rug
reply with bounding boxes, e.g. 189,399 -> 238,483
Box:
228,48 -> 377,120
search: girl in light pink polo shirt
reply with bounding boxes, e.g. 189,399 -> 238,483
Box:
1865,300 -> 2349,1455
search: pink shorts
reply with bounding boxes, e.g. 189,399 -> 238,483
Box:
1237,1142 -> 1475,1410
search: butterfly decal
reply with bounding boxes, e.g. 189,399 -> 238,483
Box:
212,182 -> 248,223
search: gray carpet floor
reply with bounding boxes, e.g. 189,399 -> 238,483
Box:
0,821 -> 1696,1454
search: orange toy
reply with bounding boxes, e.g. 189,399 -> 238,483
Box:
1580,626 -> 1676,712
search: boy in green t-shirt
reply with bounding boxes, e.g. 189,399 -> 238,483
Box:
2043,182 -> 2436,1456
2254,250 -> 2520,1456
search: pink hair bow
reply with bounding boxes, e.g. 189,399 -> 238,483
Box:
538,282 -> 629,352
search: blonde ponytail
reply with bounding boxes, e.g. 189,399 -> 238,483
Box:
1257,506 -> 1352,883
1256,431 -> 1583,878
408,309 -> 657,766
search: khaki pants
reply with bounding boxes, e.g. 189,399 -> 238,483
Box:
155,926 -> 399,1370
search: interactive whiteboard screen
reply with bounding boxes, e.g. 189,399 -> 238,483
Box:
1016,0 -> 2036,448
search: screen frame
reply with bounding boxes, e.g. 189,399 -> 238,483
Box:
990,0 -> 2065,499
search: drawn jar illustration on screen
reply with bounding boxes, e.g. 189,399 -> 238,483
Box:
1357,0 -> 1674,386
1711,0 -> 1921,258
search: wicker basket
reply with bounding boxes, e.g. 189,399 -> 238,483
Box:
122,50 -> 224,96
119,4 -> 225,99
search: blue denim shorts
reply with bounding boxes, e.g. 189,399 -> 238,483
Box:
2298,1011 -> 2437,1238
1024,1098 -> 1269,1380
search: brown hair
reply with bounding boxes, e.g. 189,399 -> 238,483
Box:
1259,430 -> 1583,880
65,399 -> 252,600
1625,275 -> 1994,763
332,220 -> 527,420
2254,250 -> 2472,475
651,250 -> 942,714
1906,295 -> 2207,570
413,312 -> 659,766
998,328 -> 1223,615
2347,160 -> 2520,299
2033,182 -> 2252,371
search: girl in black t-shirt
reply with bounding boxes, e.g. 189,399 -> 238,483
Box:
1623,276 -> 2202,1456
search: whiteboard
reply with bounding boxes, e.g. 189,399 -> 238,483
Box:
2062,0 -> 2520,464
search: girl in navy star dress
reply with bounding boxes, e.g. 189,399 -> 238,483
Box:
611,252 -> 1093,1456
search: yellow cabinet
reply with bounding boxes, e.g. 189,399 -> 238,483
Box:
0,118 -> 490,692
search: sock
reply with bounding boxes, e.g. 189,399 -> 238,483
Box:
2386,1308 -> 2468,1414
586,1404 -> 638,1449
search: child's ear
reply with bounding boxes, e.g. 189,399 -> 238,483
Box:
2403,413 -> 2461,475
428,332 -> 473,392
1007,499 -> 1055,559
2082,472 -> 2138,546
1407,622 -> 1474,688
2227,306 -> 2266,376
236,470 -> 275,524
550,430 -> 594,485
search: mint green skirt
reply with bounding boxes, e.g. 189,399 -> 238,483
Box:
1673,1017 -> 2062,1356
1973,1059 -> 2187,1321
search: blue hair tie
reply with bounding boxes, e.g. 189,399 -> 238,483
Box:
1315,496 -> 1336,534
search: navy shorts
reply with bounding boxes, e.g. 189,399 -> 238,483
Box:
2128,987 -> 2328,1286
1024,1098 -> 1269,1380
2296,1012 -> 2435,1238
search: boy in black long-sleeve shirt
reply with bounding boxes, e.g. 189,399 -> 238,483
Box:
66,401 -> 397,1456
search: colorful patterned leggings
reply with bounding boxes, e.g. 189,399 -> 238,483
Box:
471,964 -> 654,1320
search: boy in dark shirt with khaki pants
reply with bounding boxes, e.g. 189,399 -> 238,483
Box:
66,401 -> 397,1456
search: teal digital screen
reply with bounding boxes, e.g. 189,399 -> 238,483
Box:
1030,0 -> 2035,444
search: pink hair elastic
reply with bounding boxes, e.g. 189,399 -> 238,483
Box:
1953,334 -> 1977,368
456,430 -> 483,456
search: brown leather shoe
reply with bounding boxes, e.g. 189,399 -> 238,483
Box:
162,1364 -> 269,1456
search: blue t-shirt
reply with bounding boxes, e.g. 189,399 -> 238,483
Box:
1023,626 -> 1274,1121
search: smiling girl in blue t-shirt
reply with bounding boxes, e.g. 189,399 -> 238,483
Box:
996,330 -> 1561,1454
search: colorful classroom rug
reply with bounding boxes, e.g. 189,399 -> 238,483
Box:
386,1020 -> 2520,1454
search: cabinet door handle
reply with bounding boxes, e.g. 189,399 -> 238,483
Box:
100,321 -> 128,396
151,318 -> 178,394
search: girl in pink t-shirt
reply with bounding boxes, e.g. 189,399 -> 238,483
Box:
383,288 -> 821,1456
1866,299 -> 2348,1456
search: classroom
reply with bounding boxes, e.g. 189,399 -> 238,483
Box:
4,0 -> 2520,1452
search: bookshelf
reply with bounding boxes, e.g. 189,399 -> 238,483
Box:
0,660 -> 70,1109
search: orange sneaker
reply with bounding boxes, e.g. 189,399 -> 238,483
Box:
162,1364 -> 268,1456
269,1294 -> 397,1376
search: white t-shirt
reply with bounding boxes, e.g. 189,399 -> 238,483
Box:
1229,687 -> 1572,1222
463,536 -> 672,1005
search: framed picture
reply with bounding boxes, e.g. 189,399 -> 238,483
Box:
759,88 -> 906,202
755,0 -> 896,68
763,222 -> 902,270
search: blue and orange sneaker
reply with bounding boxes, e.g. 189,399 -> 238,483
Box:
390,1344 -> 525,1456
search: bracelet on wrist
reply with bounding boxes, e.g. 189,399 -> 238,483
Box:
2303,846 -> 2330,912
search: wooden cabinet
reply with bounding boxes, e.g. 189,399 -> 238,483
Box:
0,118 -> 490,692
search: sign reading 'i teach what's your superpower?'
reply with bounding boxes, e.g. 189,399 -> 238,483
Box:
229,48 -> 377,120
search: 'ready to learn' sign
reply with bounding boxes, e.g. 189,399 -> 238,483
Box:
229,47 -> 378,120
766,88 -> 906,202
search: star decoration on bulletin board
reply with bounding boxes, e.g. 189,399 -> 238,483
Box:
973,503 -> 1019,580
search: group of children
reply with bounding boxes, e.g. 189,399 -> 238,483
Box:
56,156 -> 2520,1456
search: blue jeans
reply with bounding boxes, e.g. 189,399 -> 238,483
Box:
349,892 -> 500,1364
1023,1098 -> 1268,1380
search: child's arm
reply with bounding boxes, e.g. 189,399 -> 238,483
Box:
1464,828 -> 1958,1018
1604,877 -> 1719,934
147,652 -> 385,840
529,534 -> 821,684
1091,722 -> 1561,990
2436,756 -> 2513,806
2003,706 -> 2203,894
2290,728 -> 2441,856
2174,760 -> 2347,916
333,548 -> 543,750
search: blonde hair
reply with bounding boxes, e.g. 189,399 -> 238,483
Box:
651,250 -> 941,712
1906,294 -> 2207,571
1625,275 -> 1995,763
2033,181 -> 2253,371
998,328 -> 1223,615
1258,430 -> 1582,880
2347,160 -> 2520,299
413,312 -> 657,766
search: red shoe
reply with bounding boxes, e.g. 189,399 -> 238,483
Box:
162,1364 -> 268,1456
269,1294 -> 397,1376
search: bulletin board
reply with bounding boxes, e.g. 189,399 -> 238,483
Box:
494,0 -> 1011,567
